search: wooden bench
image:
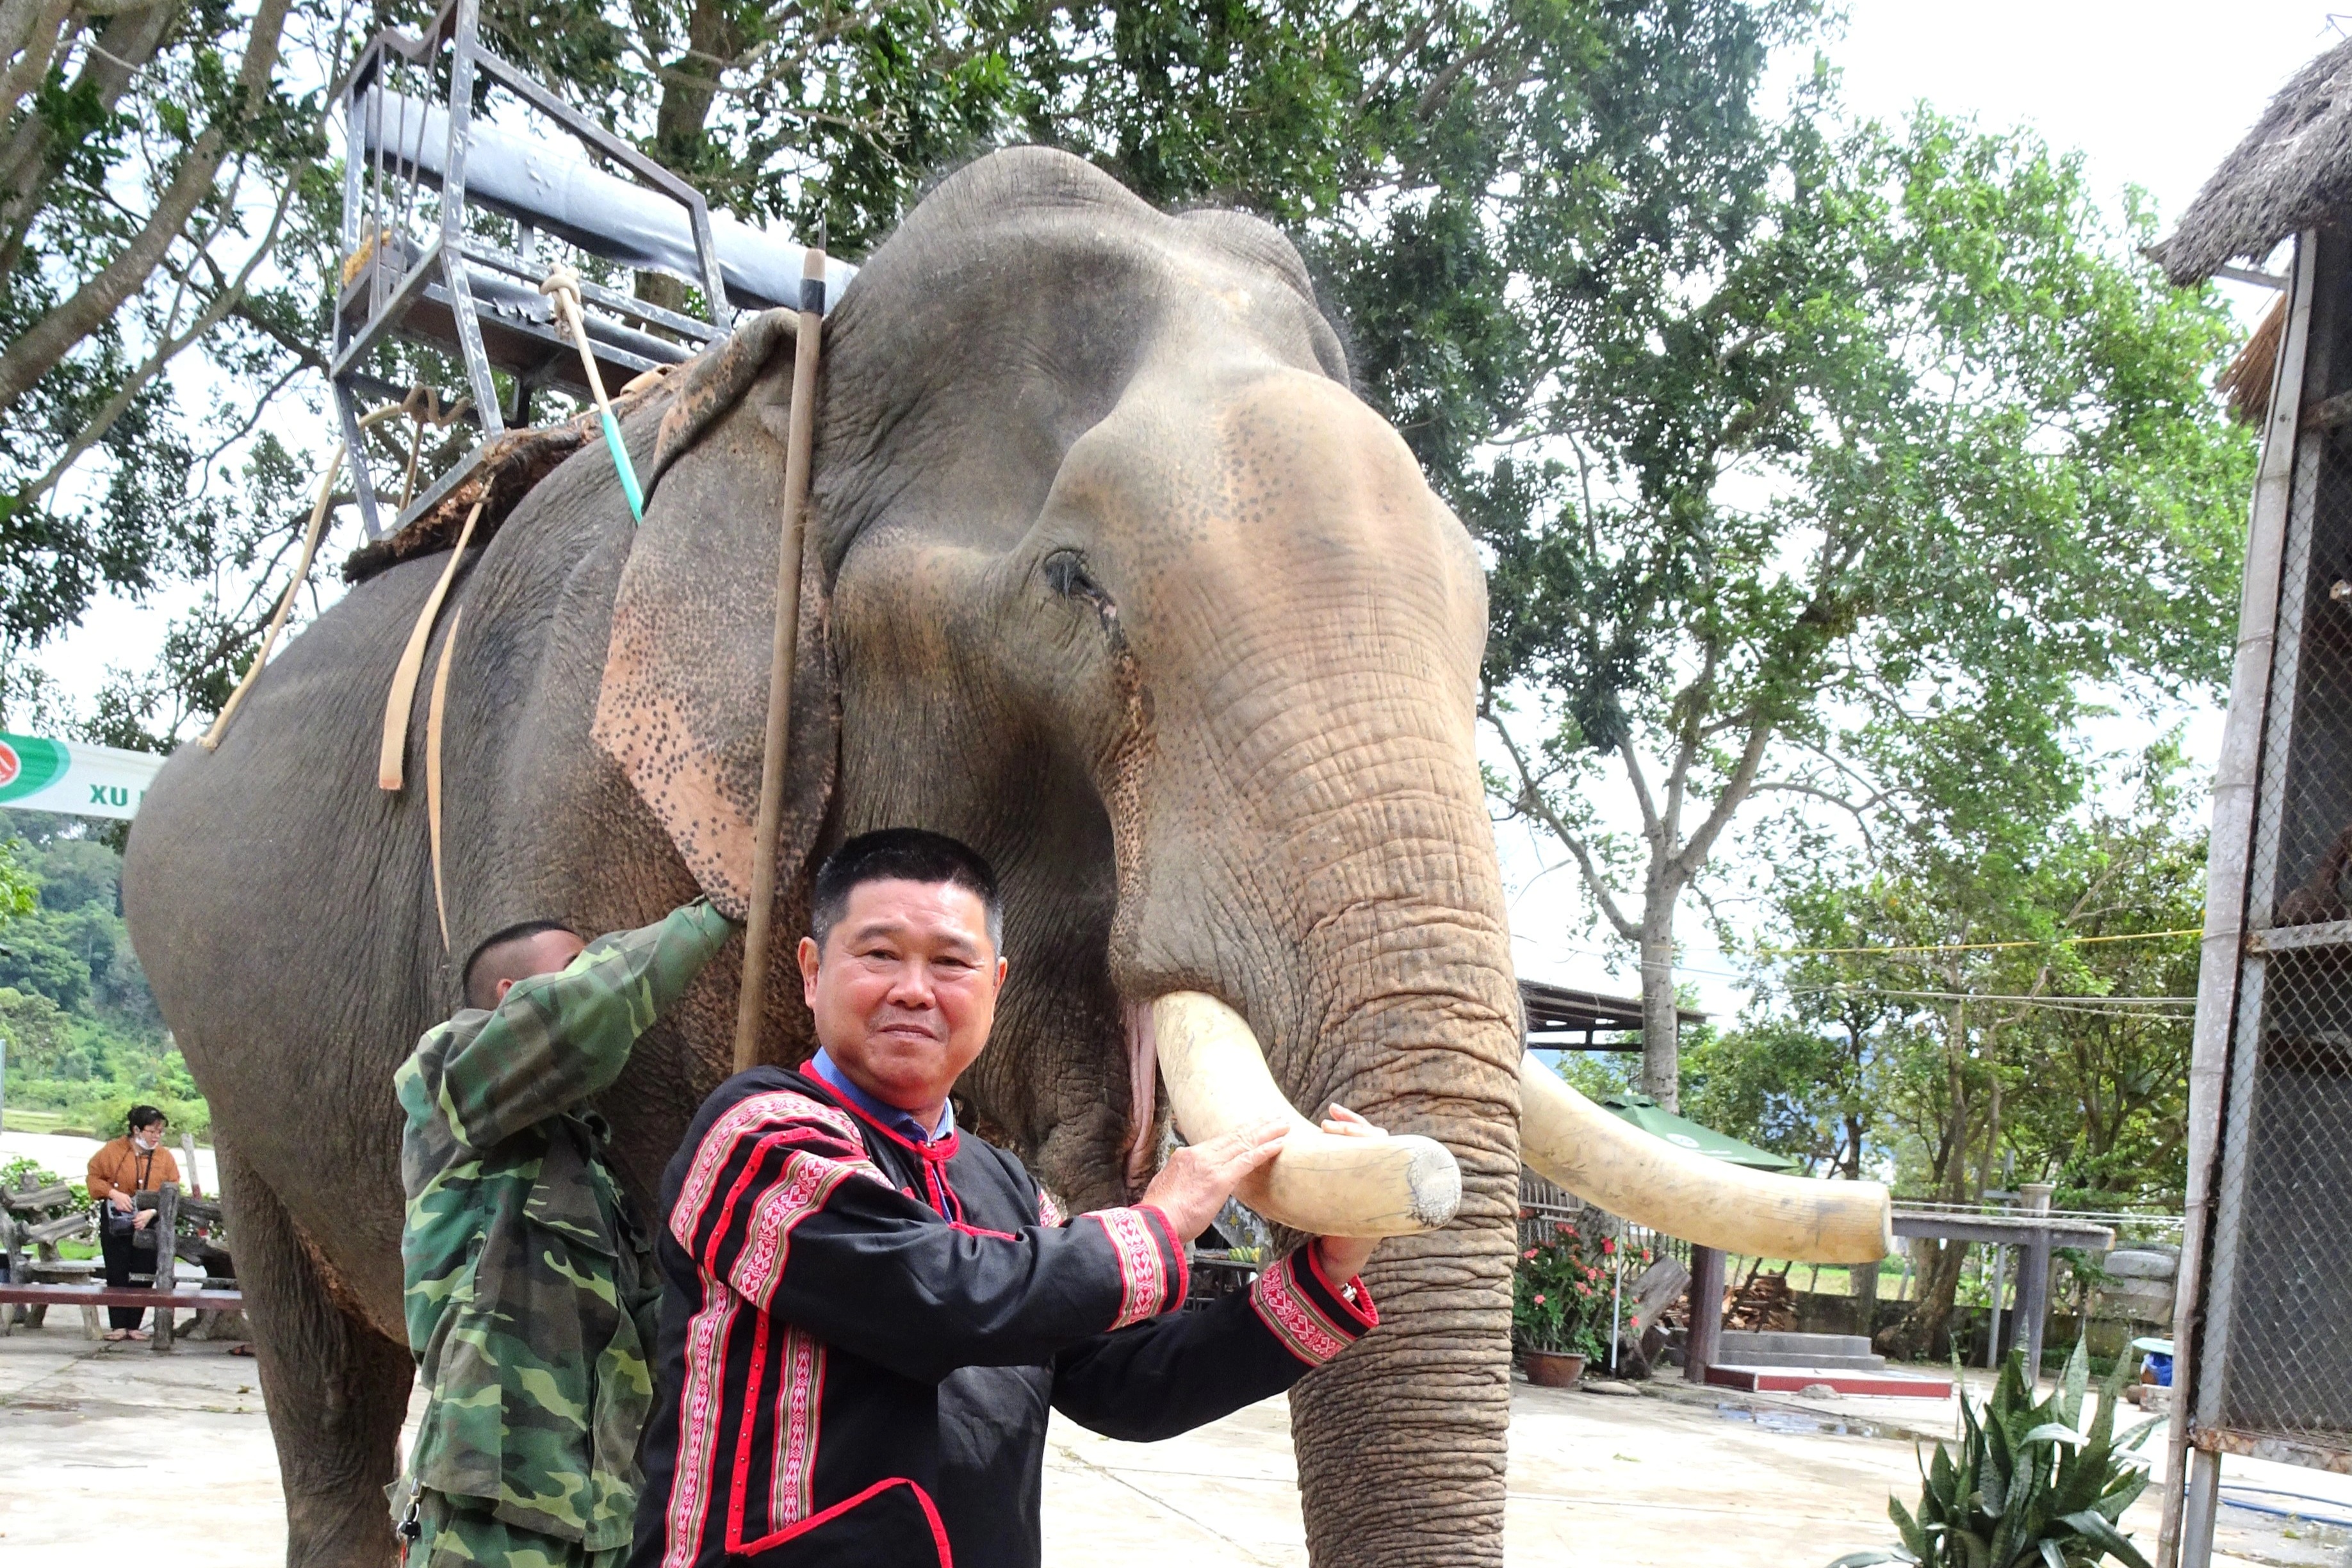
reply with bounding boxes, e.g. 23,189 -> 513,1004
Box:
0,1284 -> 245,1312
15,1257 -> 101,1337
3,1179 -> 243,1348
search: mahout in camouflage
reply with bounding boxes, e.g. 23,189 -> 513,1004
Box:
392,900 -> 735,1562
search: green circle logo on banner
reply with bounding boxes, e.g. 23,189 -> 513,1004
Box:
0,733 -> 69,803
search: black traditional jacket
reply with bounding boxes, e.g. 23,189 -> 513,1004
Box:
630,1066 -> 1377,1568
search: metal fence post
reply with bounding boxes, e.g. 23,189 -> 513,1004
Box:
2014,1183 -> 2054,1385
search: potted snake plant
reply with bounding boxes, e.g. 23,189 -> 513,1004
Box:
1827,1340 -> 2161,1567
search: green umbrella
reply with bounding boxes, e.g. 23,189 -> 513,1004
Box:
1598,1093 -> 1804,1172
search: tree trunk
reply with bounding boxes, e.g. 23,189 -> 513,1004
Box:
1638,888 -> 1679,1110
633,0 -> 735,313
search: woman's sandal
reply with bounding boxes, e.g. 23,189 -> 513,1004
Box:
103,1329 -> 131,1342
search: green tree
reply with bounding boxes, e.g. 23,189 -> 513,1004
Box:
0,840 -> 34,926
8,0 -> 1812,751
1480,107 -> 2251,1109
0,985 -> 72,1075
0,908 -> 93,1009
1715,742 -> 2203,1356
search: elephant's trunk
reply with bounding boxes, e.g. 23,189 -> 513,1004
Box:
1078,363 -> 1519,1565
1114,696 -> 1523,1567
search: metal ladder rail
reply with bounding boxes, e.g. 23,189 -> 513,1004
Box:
330,0 -> 735,540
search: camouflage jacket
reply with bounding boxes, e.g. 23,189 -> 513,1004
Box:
394,900 -> 735,1551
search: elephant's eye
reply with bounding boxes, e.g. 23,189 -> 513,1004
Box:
1043,549 -> 1099,601
1042,548 -> 1120,639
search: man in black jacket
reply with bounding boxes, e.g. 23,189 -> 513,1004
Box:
632,829 -> 1383,1568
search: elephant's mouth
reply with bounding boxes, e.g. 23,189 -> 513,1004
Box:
1119,993 -> 1893,1261
1120,993 -> 1462,1239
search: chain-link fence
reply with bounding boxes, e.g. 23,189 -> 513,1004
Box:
2195,232 -> 2352,1475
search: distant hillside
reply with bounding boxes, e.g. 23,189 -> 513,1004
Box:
0,812 -> 207,1141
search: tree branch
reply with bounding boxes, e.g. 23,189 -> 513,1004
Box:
1669,711 -> 1776,883
6,151 -> 301,514
1749,779 -> 1879,851
0,0 -> 290,414
1485,696 -> 1641,941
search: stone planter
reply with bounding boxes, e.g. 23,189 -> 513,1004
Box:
1523,1348 -> 1587,1388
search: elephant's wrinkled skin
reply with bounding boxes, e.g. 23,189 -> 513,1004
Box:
123,148 -> 1523,1567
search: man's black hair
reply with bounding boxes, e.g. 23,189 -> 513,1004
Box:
126,1104 -> 166,1132
462,919 -> 579,1009
812,829 -> 1002,952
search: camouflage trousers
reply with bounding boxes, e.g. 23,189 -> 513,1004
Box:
403,1489 -> 626,1568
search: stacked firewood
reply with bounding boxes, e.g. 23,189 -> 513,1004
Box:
1722,1268 -> 1797,1332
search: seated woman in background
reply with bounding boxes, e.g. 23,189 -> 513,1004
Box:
85,1105 -> 180,1342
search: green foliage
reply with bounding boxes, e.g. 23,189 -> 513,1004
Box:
0,840 -> 35,925
1711,742 -> 2200,1211
1512,1217 -> 1641,1357
1828,1341 -> 2161,1568
0,816 -> 195,1136
1478,69 -> 2254,1099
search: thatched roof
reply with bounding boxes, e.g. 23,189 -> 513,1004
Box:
2158,37 -> 2352,285
2217,293 -> 2287,425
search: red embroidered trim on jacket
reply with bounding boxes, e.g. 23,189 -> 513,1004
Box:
664,1090 -> 870,1568
664,1285 -> 739,1568
672,1090 -> 864,1248
733,1474 -> 953,1565
1084,1206 -> 1168,1328
731,1149 -> 858,1307
1139,1204 -> 1190,1307
768,1321 -> 826,1533
1250,1250 -> 1374,1366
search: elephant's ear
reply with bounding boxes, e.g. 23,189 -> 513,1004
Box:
593,313 -> 837,922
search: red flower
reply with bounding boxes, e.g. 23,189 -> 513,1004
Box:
1601,1237 -> 1617,1255
1523,1248 -> 1537,1261
1533,1293 -> 1546,1306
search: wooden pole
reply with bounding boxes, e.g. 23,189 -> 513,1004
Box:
732,248 -> 826,1074
1685,1244 -> 1724,1385
150,1182 -> 179,1351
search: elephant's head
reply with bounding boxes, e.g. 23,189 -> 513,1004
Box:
594,147 -> 1520,1563
589,147 -> 1885,1565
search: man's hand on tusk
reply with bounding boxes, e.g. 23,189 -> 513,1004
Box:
1312,1104 -> 1385,1282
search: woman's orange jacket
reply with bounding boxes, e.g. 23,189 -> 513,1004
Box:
86,1136 -> 182,1203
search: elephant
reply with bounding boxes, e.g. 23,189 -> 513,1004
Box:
124,145 -> 1879,1567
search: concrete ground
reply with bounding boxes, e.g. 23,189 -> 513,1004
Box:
3,1319 -> 2346,1565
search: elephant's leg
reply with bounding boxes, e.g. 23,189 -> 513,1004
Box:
222,1145 -> 414,1567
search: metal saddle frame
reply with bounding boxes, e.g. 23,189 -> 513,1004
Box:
331,0 -> 853,540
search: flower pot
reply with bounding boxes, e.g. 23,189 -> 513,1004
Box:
1523,1349 -> 1586,1388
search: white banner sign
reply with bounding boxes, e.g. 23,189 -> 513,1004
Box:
0,733 -> 166,820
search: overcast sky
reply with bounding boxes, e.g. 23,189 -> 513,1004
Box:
36,1 -> 2349,1009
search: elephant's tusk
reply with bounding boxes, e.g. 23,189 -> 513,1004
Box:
1149,992 -> 1462,1238
1517,1056 -> 1891,1264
